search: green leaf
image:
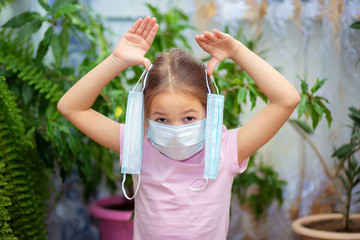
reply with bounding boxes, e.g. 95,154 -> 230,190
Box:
35,26 -> 53,62
317,96 -> 330,103
37,0 -> 51,11
59,25 -> 70,63
297,93 -> 308,118
324,106 -> 333,129
300,78 -> 308,92
172,8 -> 189,21
2,12 -> 42,28
350,21 -> 360,29
237,88 -> 247,103
332,143 -> 357,158
54,4 -> 82,19
51,0 -> 75,13
310,103 -> 320,129
348,107 -> 360,126
67,135 -> 81,156
313,101 -> 324,118
248,86 -> 258,110
51,34 -> 62,68
289,119 -> 314,135
14,19 -> 43,44
145,3 -> 161,20
311,78 -> 327,94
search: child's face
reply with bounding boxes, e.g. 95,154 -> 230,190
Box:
149,89 -> 206,126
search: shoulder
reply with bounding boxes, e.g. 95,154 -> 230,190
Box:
221,126 -> 249,174
220,125 -> 239,161
221,125 -> 239,142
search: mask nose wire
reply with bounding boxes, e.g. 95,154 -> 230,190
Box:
205,70 -> 220,94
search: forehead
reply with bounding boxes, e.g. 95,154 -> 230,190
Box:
149,89 -> 205,113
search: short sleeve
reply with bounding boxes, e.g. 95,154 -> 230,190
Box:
221,127 -> 249,175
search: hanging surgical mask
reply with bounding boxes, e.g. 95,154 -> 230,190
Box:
121,65 -> 152,200
148,118 -> 206,160
187,71 -> 224,191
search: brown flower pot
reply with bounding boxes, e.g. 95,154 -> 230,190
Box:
292,213 -> 360,240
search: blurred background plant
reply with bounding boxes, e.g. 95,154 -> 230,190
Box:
332,107 -> 360,231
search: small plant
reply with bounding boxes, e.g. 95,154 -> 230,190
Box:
332,107 -> 360,231
296,76 -> 332,129
232,155 -> 286,220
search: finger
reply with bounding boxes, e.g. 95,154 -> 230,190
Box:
206,57 -> 219,76
195,34 -> 210,45
142,17 -> 156,39
135,16 -> 151,35
143,58 -> 151,70
145,23 -> 159,44
204,31 -> 218,42
213,29 -> 227,39
128,18 -> 143,34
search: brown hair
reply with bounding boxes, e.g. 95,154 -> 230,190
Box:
143,48 -> 213,120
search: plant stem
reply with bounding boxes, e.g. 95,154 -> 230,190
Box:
289,121 -> 332,179
345,178 -> 353,231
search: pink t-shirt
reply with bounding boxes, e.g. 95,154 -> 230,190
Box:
119,124 -> 249,240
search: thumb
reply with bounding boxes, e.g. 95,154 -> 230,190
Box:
143,58 -> 152,70
206,57 -> 219,76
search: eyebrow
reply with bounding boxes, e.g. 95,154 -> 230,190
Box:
151,111 -> 167,116
151,109 -> 198,116
181,109 -> 198,115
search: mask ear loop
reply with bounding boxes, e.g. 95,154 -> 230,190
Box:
187,70 -> 220,192
121,65 -> 152,200
122,173 -> 141,200
205,70 -> 220,94
187,177 -> 208,191
142,64 -> 153,91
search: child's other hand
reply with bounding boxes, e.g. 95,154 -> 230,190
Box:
112,16 -> 159,70
195,29 -> 240,75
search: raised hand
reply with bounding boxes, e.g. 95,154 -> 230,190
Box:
195,29 -> 240,75
112,16 -> 159,70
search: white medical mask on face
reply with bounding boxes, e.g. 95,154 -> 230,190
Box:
147,119 -> 206,160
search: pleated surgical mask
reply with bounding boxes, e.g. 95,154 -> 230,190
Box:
148,118 -> 206,160
121,65 -> 152,200
187,71 -> 224,191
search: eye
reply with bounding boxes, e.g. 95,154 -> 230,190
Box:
156,118 -> 168,123
184,116 -> 195,123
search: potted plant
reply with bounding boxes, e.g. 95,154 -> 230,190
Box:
88,195 -> 134,240
292,106 -> 360,239
290,19 -> 360,239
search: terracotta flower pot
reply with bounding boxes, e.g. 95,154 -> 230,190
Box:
89,195 -> 134,240
292,213 -> 360,240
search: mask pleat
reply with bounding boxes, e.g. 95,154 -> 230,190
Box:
204,93 -> 224,179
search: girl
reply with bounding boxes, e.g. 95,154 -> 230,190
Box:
58,16 -> 300,239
